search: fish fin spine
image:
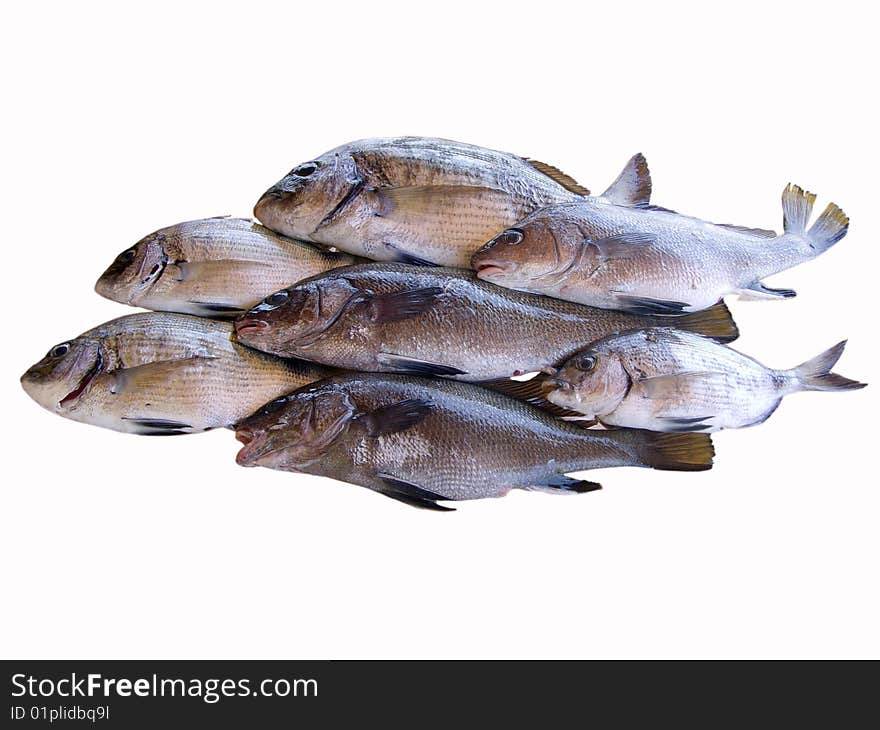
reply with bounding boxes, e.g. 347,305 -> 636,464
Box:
788,341 -> 866,392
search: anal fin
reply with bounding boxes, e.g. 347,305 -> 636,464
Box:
655,415 -> 715,433
528,474 -> 602,494
738,282 -> 797,300
613,293 -> 691,315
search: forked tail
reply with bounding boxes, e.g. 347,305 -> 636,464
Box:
782,183 -> 849,254
788,341 -> 866,392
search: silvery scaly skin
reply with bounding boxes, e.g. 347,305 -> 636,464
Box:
234,263 -> 738,382
21,312 -> 329,435
473,182 -> 849,314
545,329 -> 866,432
252,136 -> 592,268
95,217 -> 361,317
235,374 -> 714,510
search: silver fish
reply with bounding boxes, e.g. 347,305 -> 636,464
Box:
234,263 -> 738,382
21,312 -> 328,434
253,136 -> 594,267
545,329 -> 866,432
235,373 -> 714,510
473,180 -> 849,313
95,217 -> 360,317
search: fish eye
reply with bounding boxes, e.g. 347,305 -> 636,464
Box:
117,248 -> 137,264
496,228 -> 524,246
575,354 -> 597,372
265,291 -> 290,308
291,162 -> 319,177
48,342 -> 71,358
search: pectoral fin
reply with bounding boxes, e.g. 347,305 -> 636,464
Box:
738,281 -> 797,300
482,375 -> 598,426
376,353 -> 467,377
636,371 -> 726,400
377,474 -> 455,512
373,185 -> 511,220
110,357 -> 216,394
590,232 -> 656,261
360,398 -> 433,437
600,153 -> 651,207
366,287 -> 443,323
175,259 -> 274,282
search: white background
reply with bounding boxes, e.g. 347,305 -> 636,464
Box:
2,1 -> 877,659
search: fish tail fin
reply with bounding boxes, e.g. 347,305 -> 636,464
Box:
671,301 -> 739,343
781,183 -> 848,252
632,431 -> 715,472
788,340 -> 866,392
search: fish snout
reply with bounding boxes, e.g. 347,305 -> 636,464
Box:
253,185 -> 290,224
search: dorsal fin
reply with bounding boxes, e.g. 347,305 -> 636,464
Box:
601,153 -> 651,207
717,223 -> 777,238
525,159 -> 590,196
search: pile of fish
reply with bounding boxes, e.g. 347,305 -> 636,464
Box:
22,137 -> 865,510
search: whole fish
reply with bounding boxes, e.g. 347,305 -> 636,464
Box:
233,263 -> 738,382
21,312 -> 328,434
95,217 -> 361,317
544,328 -> 866,432
473,181 -> 849,313
253,136 -> 601,267
235,373 -> 714,510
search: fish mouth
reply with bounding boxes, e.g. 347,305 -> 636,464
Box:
234,429 -> 288,467
235,318 -> 269,337
540,375 -> 573,394
235,428 -> 263,466
474,261 -> 510,278
58,351 -> 103,409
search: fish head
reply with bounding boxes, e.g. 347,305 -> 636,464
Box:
472,212 -> 579,288
544,348 -> 629,419
235,277 -> 360,355
235,385 -> 356,470
95,229 -> 169,306
21,336 -> 106,415
253,151 -> 361,240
